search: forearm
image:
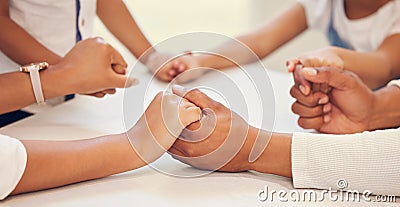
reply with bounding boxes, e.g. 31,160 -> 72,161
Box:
97,0 -> 154,63
249,130 -> 293,178
199,3 -> 307,70
369,85 -> 400,130
330,47 -> 394,89
11,134 -> 142,195
0,17 -> 61,65
0,66 -> 69,114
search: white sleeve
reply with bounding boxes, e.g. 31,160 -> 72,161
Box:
0,135 -> 27,200
388,79 -> 400,88
297,0 -> 331,32
292,128 -> 400,196
386,1 -> 400,37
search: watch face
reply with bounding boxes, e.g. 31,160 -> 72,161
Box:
20,62 -> 49,73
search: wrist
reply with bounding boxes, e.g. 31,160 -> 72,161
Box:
246,127 -> 268,171
141,49 -> 157,65
368,86 -> 400,130
195,53 -> 217,69
251,132 -> 293,177
218,126 -> 260,172
40,65 -> 73,99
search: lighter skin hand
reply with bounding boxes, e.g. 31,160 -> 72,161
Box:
127,92 -> 202,165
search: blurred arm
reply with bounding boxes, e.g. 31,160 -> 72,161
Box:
97,0 -> 154,64
0,0 -> 61,65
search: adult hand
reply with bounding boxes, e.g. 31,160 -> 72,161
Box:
168,86 -> 268,172
53,37 -> 138,95
290,67 -> 374,134
145,52 -> 176,82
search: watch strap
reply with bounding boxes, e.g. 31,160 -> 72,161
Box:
29,67 -> 45,104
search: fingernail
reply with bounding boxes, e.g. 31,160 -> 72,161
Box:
172,84 -> 187,92
299,85 -> 307,95
131,78 -> 140,85
324,115 -> 331,123
318,96 -> 329,105
303,68 -> 318,76
126,78 -> 140,87
323,104 -> 331,113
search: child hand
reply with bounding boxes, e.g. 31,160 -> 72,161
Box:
171,55 -> 207,83
287,47 -> 344,95
148,52 -> 206,83
145,52 -> 176,82
127,92 -> 202,165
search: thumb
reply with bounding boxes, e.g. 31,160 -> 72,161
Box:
172,85 -> 219,109
301,67 -> 357,90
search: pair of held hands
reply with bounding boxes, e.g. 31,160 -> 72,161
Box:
128,86 -> 259,172
286,49 -> 375,134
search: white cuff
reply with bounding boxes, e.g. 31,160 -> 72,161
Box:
387,79 -> 400,88
0,135 -> 27,200
291,130 -> 400,196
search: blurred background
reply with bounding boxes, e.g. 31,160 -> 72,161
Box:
93,0 -> 328,71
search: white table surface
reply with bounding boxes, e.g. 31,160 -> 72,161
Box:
0,65 -> 396,207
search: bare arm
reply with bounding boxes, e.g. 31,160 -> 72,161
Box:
11,134 -> 142,195
197,3 -> 308,70
0,68 -> 67,114
0,38 -> 136,114
329,34 -> 400,89
97,0 -> 154,64
9,90 -> 202,196
0,0 -> 61,65
369,85 -> 400,130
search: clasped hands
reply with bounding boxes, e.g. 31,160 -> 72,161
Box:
126,85 -> 262,172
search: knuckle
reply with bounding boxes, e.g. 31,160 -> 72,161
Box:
290,86 -> 298,98
298,118 -> 307,128
298,118 -> 312,129
313,106 -> 323,115
300,95 -> 316,107
291,103 -> 299,114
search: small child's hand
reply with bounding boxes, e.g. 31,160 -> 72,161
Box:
171,55 -> 207,83
146,52 -> 205,83
127,92 -> 202,165
145,52 -> 176,82
287,47 -> 344,95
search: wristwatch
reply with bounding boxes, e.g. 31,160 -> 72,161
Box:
20,62 -> 49,104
